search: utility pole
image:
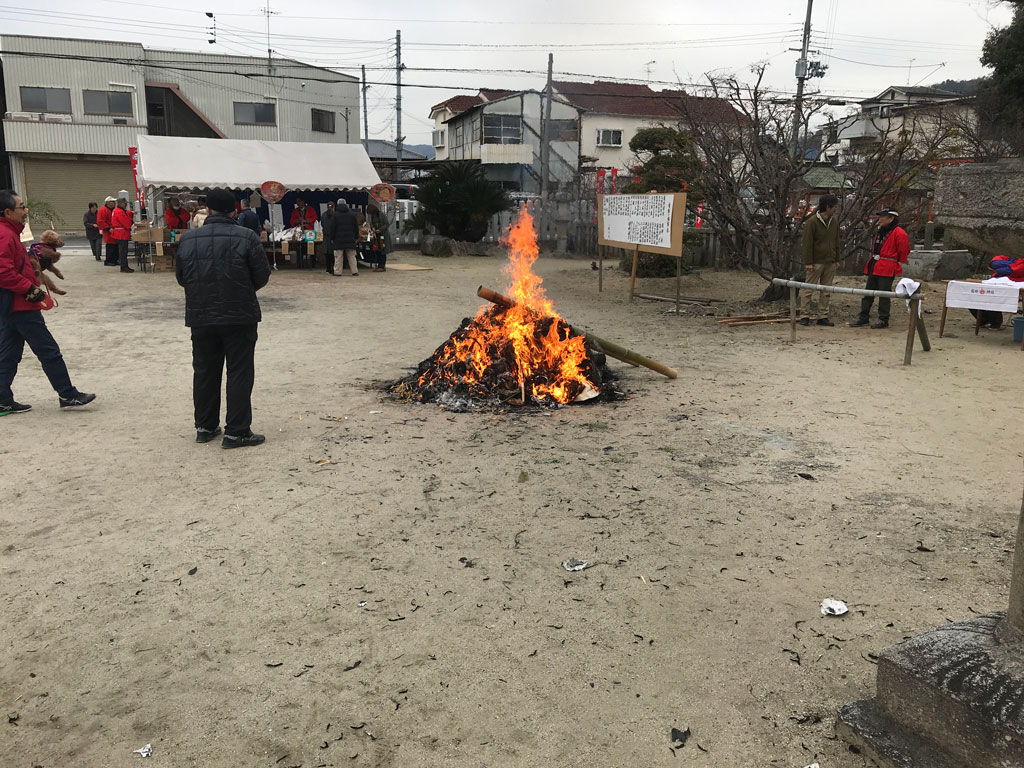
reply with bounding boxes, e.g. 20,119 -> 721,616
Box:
395,29 -> 404,168
790,0 -> 814,162
344,107 -> 350,143
263,0 -> 274,77
540,52 -> 554,201
361,65 -> 369,153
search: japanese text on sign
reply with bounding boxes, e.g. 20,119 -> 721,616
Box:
602,195 -> 674,249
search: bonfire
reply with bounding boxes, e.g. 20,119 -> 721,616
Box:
392,207 -> 619,408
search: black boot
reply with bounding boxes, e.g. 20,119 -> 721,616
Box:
849,317 -> 870,327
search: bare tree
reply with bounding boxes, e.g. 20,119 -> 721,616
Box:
674,65 -> 960,300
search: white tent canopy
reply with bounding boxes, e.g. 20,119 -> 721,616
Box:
135,135 -> 382,192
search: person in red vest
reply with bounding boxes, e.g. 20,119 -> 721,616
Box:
289,196 -> 318,230
164,198 -> 191,230
111,198 -> 135,273
98,196 -> 117,266
850,207 -> 910,329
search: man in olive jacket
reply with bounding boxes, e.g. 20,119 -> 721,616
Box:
800,194 -> 840,326
176,188 -> 271,448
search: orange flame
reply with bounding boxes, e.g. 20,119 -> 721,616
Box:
417,206 -> 599,405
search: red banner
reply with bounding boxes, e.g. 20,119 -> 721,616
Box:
128,146 -> 143,205
610,168 -> 618,195
594,169 -> 606,223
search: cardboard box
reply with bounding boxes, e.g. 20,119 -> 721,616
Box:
260,231 -> 268,243
134,225 -> 167,243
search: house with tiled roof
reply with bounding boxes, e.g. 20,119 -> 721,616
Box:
551,80 -> 741,174
440,90 -> 584,194
821,85 -> 975,163
428,90 -> 514,161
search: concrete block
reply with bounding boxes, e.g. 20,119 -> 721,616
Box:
839,612 -> 1024,768
904,250 -> 974,281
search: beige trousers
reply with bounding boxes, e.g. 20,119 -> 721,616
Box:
801,261 -> 837,319
334,249 -> 358,275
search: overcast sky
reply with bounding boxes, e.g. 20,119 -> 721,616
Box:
3,0 -> 1014,146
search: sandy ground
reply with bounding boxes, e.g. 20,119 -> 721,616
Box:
1,241 -> 1021,768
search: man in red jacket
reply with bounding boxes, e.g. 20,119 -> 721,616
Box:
98,196 -> 117,266
111,198 -> 135,273
0,190 -> 95,414
164,198 -> 191,230
288,196 -> 318,230
850,207 -> 910,329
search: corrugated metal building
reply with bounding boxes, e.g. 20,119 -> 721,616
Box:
0,34 -> 360,233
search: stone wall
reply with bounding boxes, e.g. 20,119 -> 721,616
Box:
935,159 -> 1024,257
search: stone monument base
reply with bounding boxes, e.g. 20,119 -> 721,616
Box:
838,612 -> 1024,768
903,249 -> 974,282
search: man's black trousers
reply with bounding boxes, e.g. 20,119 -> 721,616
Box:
858,274 -> 895,323
191,324 -> 258,437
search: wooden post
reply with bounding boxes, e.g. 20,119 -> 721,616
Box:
629,243 -> 640,301
904,297 -> 919,365
916,314 -> 931,352
939,303 -> 948,338
789,285 -> 797,343
1004,486 -> 1024,640
598,245 -> 603,293
675,255 -> 681,316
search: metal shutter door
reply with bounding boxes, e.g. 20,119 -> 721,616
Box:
22,157 -> 134,235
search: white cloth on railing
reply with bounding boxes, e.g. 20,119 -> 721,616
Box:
896,278 -> 922,316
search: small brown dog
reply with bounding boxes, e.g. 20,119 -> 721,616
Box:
28,230 -> 67,296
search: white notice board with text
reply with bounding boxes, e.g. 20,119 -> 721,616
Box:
597,193 -> 686,257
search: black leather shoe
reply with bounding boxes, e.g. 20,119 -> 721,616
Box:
120,267 -> 135,273
196,427 -> 222,443
871,321 -> 889,329
816,318 -> 834,326
222,433 -> 266,449
849,317 -> 870,327
798,317 -> 811,326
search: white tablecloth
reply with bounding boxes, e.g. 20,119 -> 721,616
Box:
945,281 -> 1022,313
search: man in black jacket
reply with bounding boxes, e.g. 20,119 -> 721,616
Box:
176,188 -> 271,448
329,200 -> 360,276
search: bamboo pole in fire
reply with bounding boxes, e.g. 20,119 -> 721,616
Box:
476,285 -> 679,380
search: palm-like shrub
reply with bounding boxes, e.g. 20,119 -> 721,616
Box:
404,162 -> 514,242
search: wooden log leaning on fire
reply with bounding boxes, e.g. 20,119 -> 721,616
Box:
476,285 -> 678,380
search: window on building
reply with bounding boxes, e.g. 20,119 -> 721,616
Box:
83,90 -> 133,116
483,114 -> 522,145
549,119 -> 579,141
596,129 -> 622,147
432,129 -> 446,148
234,102 -> 276,125
471,115 -> 482,143
20,87 -> 71,114
454,123 -> 465,148
311,108 -> 335,133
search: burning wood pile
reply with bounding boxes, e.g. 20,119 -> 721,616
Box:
392,208 -> 621,409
